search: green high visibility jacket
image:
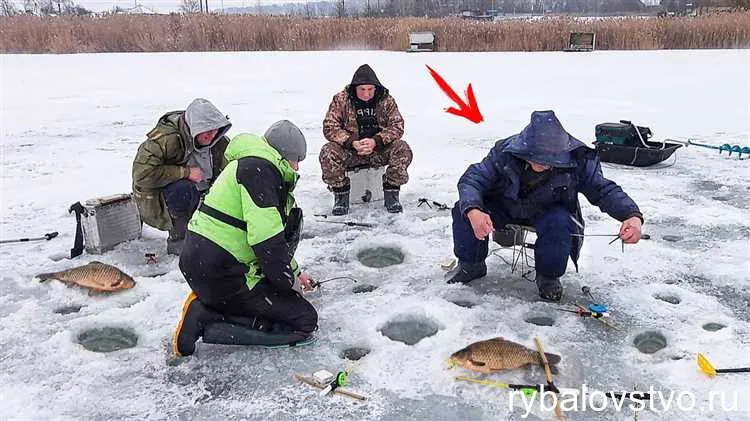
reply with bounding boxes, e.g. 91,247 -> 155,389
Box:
187,133 -> 301,294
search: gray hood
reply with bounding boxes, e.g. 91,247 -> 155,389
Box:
184,98 -> 231,191
184,98 -> 232,146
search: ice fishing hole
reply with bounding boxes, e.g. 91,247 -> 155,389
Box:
54,305 -> 82,315
662,235 -> 683,242
702,323 -> 726,332
353,284 -> 378,294
449,299 -> 477,308
339,347 -> 370,361
633,331 -> 667,354
379,315 -> 441,345
357,247 -> 404,268
654,294 -> 681,305
525,315 -> 555,326
77,327 -> 138,352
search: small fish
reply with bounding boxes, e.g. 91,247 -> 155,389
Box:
36,261 -> 135,294
448,337 -> 561,374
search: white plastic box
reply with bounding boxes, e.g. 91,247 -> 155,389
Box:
347,166 -> 385,204
81,193 -> 142,254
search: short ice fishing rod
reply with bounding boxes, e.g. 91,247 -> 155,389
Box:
308,276 -> 358,290
697,353 -> 750,377
314,214 -> 375,228
0,231 -> 59,245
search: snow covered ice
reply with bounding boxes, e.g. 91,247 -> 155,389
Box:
1,49 -> 749,420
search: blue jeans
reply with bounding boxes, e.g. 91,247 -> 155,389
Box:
452,201 -> 576,278
162,179 -> 200,218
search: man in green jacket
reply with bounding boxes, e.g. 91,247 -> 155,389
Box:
132,98 -> 232,255
172,120 -> 318,357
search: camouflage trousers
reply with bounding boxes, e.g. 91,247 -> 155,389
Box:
319,139 -> 413,190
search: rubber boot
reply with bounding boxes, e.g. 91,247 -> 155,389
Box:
536,274 -> 563,302
383,185 -> 403,213
167,215 -> 189,256
332,189 -> 350,216
446,260 -> 487,284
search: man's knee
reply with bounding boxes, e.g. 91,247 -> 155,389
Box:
162,179 -> 199,216
319,142 -> 346,164
293,304 -> 318,333
388,139 -> 413,165
536,206 -> 574,234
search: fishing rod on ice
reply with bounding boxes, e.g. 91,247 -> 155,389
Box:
0,232 -> 59,244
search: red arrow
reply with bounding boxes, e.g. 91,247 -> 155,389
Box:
426,65 -> 483,124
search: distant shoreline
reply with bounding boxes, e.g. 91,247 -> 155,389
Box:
1,13 -> 748,54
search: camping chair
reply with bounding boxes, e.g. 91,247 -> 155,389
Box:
491,224 -> 536,281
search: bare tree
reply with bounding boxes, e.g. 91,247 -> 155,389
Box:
336,0 -> 345,16
180,0 -> 201,13
1,0 -> 18,15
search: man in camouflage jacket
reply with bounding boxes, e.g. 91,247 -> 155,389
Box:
320,64 -> 413,215
132,98 -> 232,255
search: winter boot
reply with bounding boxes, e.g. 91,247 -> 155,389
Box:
446,260 -> 487,284
167,214 -> 189,256
172,292 -> 223,357
536,274 -> 563,302
383,184 -> 403,213
331,188 -> 350,216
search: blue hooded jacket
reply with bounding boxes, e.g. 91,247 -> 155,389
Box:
457,111 -> 642,267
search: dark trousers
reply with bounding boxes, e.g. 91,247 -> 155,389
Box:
162,179 -> 200,218
452,202 -> 576,278
179,232 -> 318,334
215,284 -> 318,334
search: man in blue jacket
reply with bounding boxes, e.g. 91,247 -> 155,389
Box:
447,110 -> 643,301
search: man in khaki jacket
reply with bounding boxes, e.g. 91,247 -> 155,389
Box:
132,98 -> 232,255
321,64 -> 413,215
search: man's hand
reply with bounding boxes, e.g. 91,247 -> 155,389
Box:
467,209 -> 494,240
298,271 -> 315,291
187,167 -> 204,183
354,138 -> 375,156
619,216 -> 642,244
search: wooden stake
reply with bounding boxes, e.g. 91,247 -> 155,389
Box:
534,336 -> 564,421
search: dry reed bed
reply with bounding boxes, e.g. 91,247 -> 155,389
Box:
1,13 -> 749,53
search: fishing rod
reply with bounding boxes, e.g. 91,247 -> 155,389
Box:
308,276 -> 358,290
697,353 -> 750,377
314,214 -> 375,228
417,198 -> 450,210
558,287 -> 620,330
455,376 -> 652,401
0,231 -> 58,244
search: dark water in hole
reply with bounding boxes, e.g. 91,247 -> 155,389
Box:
449,299 -> 476,308
339,347 -> 370,361
633,331 -> 667,354
357,247 -> 405,268
353,284 -> 378,294
379,315 -> 441,345
525,315 -> 555,326
702,323 -> 726,332
54,305 -> 82,315
654,294 -> 681,305
77,327 -> 138,352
